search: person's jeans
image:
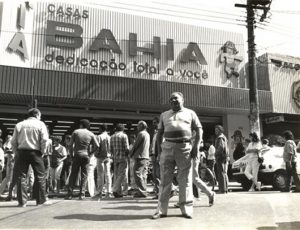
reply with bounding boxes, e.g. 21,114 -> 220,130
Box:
215,160 -> 229,193
286,161 -> 300,191
112,159 -> 128,195
129,158 -> 137,189
152,155 -> 160,193
134,158 -> 148,196
156,141 -> 193,216
17,150 -> 46,205
68,153 -> 90,196
192,158 -> 213,197
207,159 -> 216,179
96,157 -> 112,195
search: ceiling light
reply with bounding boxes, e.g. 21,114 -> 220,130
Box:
57,121 -> 74,124
52,129 -> 68,132
0,118 -> 18,121
55,126 -> 70,128
3,123 -> 16,126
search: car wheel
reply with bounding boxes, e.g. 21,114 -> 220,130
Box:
241,179 -> 252,191
273,170 -> 289,191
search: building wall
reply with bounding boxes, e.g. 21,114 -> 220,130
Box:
263,53 -> 300,114
0,2 -> 246,89
0,65 -> 273,114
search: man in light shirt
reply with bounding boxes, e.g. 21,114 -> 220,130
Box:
11,108 -> 50,207
152,92 -> 202,220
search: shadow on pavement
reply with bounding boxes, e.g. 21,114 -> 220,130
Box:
54,214 -> 150,221
101,205 -> 155,210
107,200 -> 159,204
257,221 -> 300,230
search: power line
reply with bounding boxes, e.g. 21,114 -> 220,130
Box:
150,1 -> 246,18
271,10 -> 300,14
115,1 -> 245,21
91,3 -> 247,27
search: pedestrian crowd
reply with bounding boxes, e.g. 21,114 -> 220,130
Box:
0,92 -> 300,219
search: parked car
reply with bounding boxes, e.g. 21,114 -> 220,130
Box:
232,146 -> 300,191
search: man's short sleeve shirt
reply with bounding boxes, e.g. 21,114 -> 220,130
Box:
158,108 -> 202,141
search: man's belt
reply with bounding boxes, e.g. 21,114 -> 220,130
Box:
165,139 -> 191,143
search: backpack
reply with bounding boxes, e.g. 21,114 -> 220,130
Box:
95,137 -> 109,158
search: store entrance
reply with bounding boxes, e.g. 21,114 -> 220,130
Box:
0,112 -> 222,143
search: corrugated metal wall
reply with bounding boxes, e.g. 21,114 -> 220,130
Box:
29,2 -> 246,88
267,53 -> 300,114
0,65 -> 273,113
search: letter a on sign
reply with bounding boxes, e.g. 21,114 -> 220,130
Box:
7,32 -> 29,59
180,42 -> 207,65
89,29 -> 122,54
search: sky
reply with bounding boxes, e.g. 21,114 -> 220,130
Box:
78,0 -> 300,59
4,0 -> 300,59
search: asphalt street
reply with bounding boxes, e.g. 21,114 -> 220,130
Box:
0,183 -> 300,230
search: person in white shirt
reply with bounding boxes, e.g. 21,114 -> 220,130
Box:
206,141 -> 216,180
244,132 -> 262,192
11,108 -> 50,207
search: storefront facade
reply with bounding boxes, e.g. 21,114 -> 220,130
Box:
0,2 -> 273,158
257,53 -> 300,141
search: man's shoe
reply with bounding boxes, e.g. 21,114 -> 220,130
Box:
113,192 -> 123,198
209,192 -> 215,207
64,195 -> 73,200
152,195 -> 158,200
133,192 -> 147,198
91,194 -> 101,201
174,203 -> 180,208
105,193 -> 113,198
292,190 -> 300,193
215,191 -> 226,194
79,194 -> 85,200
128,189 -> 137,195
151,213 -> 167,220
18,203 -> 27,208
182,214 -> 193,219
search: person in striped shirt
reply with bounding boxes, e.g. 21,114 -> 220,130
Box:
152,92 -> 202,220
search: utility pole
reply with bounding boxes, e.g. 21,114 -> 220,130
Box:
235,0 -> 271,135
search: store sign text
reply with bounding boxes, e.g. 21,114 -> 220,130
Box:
47,4 -> 89,19
44,19 -> 209,79
45,20 -> 207,64
7,3 -> 32,59
271,59 -> 300,71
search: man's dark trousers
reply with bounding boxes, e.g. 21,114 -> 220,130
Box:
68,154 -> 90,196
216,160 -> 228,193
17,150 -> 46,205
